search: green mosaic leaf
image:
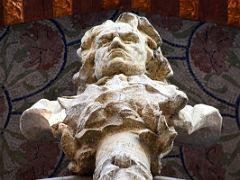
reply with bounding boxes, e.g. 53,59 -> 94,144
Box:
11,23 -> 30,31
222,74 -> 240,89
59,22 -> 80,37
14,48 -> 28,63
207,84 -> 228,94
161,44 -> 174,56
8,69 -> 35,87
226,51 -> 240,68
203,73 -> 214,82
172,25 -> 195,39
221,132 -> 240,142
22,81 -> 36,91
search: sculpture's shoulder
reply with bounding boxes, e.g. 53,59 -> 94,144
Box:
57,84 -> 105,109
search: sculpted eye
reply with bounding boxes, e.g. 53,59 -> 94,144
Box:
97,34 -> 112,47
99,38 -> 109,45
122,34 -> 139,43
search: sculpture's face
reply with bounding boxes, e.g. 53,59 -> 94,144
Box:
93,22 -> 148,79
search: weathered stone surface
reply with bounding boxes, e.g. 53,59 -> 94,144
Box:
20,12 -> 222,180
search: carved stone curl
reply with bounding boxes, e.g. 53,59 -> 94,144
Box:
20,13 -> 222,180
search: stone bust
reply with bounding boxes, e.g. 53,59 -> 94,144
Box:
20,13 -> 222,180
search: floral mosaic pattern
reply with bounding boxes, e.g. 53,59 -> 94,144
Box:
183,145 -> 226,180
190,25 -> 233,74
16,141 -> 61,180
20,23 -> 64,70
0,11 -> 239,180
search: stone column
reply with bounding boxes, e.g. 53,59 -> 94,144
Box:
94,132 -> 152,180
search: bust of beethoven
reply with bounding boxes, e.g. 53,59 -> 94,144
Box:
20,13 -> 222,180
73,12 -> 172,92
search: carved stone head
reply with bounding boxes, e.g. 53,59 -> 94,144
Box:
73,12 -> 173,91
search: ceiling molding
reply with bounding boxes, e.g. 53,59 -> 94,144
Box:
0,0 -> 239,28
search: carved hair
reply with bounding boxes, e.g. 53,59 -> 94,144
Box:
73,12 -> 173,91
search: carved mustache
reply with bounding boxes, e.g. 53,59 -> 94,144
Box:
107,48 -> 130,58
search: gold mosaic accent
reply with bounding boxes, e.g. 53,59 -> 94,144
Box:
132,0 -> 151,11
228,0 -> 240,26
3,0 -> 24,25
179,0 -> 199,20
53,0 -> 72,17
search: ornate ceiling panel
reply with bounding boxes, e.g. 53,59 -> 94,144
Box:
0,0 -> 239,28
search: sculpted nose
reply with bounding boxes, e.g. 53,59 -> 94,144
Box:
109,36 -> 124,50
